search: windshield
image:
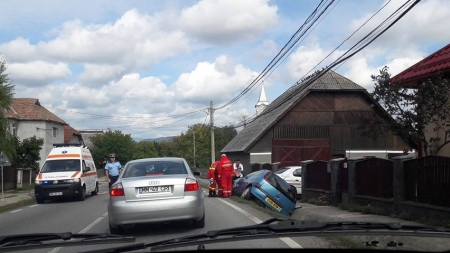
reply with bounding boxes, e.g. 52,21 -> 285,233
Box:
0,0 -> 446,252
40,159 -> 81,172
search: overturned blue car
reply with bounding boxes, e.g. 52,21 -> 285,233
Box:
232,169 -> 298,216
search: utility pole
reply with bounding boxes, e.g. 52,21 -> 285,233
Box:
210,101 -> 215,164
193,131 -> 196,168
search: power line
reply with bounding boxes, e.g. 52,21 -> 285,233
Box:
245,0 -> 421,123
214,0 -> 334,111
215,0 -> 341,124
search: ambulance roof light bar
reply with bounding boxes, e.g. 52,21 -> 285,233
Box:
53,143 -> 87,148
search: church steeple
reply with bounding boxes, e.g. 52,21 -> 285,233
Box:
255,86 -> 269,115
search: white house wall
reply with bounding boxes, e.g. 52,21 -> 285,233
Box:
11,120 -> 64,168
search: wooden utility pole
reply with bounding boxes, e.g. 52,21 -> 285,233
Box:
210,101 -> 215,164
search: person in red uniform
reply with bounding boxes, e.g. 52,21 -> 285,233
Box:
219,154 -> 234,198
213,160 -> 223,197
206,164 -> 217,197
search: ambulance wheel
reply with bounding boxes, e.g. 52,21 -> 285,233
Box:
78,186 -> 86,201
91,182 -> 99,196
241,187 -> 252,200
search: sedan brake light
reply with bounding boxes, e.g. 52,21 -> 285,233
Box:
185,178 -> 199,191
110,183 -> 124,196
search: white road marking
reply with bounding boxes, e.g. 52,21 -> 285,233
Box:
10,209 -> 22,213
79,212 -> 108,234
48,212 -> 109,253
218,198 -> 303,249
29,205 -> 38,208
98,192 -> 108,195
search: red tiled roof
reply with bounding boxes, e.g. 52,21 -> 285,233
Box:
391,43 -> 450,85
6,98 -> 67,124
64,124 -> 82,144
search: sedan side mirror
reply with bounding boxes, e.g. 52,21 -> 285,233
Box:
193,171 -> 200,176
83,167 -> 91,173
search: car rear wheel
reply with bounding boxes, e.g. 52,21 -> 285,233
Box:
109,223 -> 124,234
36,197 -> 45,204
193,212 -> 205,228
241,187 -> 251,200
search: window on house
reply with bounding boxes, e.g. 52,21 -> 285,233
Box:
12,123 -> 17,136
53,127 -> 58,138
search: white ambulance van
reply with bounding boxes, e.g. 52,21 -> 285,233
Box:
34,143 -> 99,203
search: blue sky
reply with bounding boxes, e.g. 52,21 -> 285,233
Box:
1,0 -> 449,140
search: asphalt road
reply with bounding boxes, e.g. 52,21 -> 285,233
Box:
0,182 -> 330,253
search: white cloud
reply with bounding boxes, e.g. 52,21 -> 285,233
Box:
7,61 -> 71,86
0,37 -> 40,62
348,0 -> 450,49
179,0 -> 279,45
173,55 -> 258,103
77,64 -> 126,86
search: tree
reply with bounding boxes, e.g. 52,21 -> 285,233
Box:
90,129 -> 135,166
358,66 -> 450,155
237,112 -> 251,128
133,141 -> 158,159
0,57 -> 16,161
15,136 -> 44,169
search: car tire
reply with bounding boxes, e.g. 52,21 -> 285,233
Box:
193,212 -> 205,228
109,223 -> 124,234
36,197 -> 45,204
91,182 -> 99,196
241,187 -> 252,200
78,186 -> 86,201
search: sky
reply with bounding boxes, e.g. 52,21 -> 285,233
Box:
1,0 -> 449,140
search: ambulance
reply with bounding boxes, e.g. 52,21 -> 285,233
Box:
34,143 -> 99,203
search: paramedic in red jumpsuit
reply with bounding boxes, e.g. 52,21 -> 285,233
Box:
212,160 -> 222,197
219,154 -> 233,198
206,165 -> 217,197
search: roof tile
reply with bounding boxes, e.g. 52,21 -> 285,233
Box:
391,43 -> 450,84
6,98 -> 67,125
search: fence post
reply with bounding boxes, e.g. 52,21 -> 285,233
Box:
330,158 -> 345,206
300,160 -> 314,199
392,155 -> 413,213
347,157 -> 366,204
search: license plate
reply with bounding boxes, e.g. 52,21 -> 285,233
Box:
139,186 -> 171,194
49,192 -> 63,196
265,197 -> 281,211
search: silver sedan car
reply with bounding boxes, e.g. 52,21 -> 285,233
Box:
108,157 -> 205,234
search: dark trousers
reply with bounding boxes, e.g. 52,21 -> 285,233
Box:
109,175 -> 120,189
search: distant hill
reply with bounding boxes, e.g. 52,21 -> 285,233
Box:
136,136 -> 176,143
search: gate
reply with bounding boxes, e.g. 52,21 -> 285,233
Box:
272,139 -> 331,167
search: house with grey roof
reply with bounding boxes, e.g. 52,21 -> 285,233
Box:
221,70 -> 414,173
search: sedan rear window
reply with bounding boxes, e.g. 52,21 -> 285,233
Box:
122,161 -> 187,178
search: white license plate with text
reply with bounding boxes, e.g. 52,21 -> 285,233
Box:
139,186 -> 171,194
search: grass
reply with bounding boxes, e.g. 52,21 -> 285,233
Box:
339,203 -> 383,215
6,184 -> 35,193
0,197 -> 37,214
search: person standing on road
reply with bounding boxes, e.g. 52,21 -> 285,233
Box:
105,153 -> 122,189
219,154 -> 233,198
213,160 -> 223,197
